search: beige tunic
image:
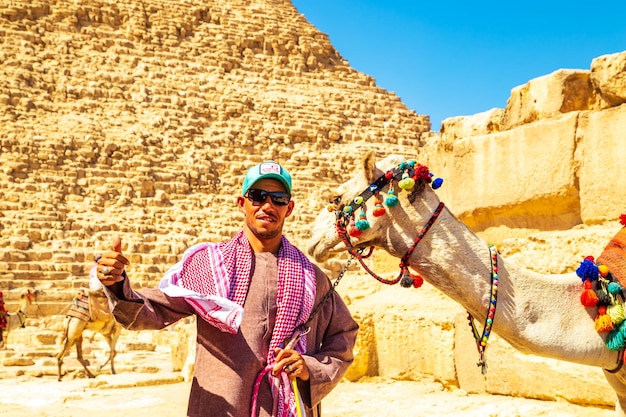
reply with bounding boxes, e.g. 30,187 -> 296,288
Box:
105,251 -> 358,417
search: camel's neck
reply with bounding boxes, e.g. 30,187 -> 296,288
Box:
393,196 -> 617,368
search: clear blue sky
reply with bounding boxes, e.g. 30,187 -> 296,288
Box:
292,1 -> 626,131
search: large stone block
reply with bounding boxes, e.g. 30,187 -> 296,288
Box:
501,69 -> 597,130
576,106 -> 626,224
442,113 -> 581,231
591,51 -> 626,107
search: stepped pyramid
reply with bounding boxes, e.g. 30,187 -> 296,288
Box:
0,0 -> 430,310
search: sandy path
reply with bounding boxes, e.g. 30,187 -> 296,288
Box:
0,372 -> 613,417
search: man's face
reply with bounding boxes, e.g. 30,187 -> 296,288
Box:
237,178 -> 294,241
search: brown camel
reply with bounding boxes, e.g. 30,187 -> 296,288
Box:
56,287 -> 122,381
308,152 -> 626,416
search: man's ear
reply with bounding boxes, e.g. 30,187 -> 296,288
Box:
285,200 -> 295,218
237,195 -> 246,212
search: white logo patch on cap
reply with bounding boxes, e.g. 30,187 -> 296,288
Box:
260,162 -> 281,174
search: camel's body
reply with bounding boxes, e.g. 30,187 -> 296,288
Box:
307,153 -> 626,415
1,289 -> 40,348
56,288 -> 122,381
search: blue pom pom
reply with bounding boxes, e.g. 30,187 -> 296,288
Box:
432,178 -> 443,189
385,195 -> 399,207
576,259 -> 599,282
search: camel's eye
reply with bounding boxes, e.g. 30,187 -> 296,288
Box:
326,196 -> 345,213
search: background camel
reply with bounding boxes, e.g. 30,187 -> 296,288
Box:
56,287 -> 122,381
1,289 -> 41,349
307,152 -> 626,416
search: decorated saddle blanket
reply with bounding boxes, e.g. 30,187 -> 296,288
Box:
598,227 -> 626,287
67,289 -> 111,322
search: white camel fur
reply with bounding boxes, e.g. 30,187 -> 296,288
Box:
307,152 -> 626,416
56,287 -> 122,381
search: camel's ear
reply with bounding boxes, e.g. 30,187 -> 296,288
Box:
362,151 -> 378,184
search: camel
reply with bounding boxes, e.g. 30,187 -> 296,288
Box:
1,289 -> 41,348
307,152 -> 626,416
56,287 -> 122,381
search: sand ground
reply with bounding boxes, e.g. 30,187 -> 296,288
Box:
0,371 -> 615,417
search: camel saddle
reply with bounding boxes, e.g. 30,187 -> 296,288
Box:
597,227 -> 626,286
67,289 -> 111,322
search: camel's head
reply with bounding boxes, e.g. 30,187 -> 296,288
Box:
307,152 -> 443,263
21,289 -> 42,304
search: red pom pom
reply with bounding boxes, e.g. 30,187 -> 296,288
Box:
620,214 -> 626,226
412,274 -> 424,288
580,281 -> 599,307
584,255 -> 595,262
373,207 -> 386,217
349,227 -> 362,237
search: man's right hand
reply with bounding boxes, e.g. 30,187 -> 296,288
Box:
97,236 -> 130,286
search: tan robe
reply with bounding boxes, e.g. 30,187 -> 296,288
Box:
105,251 -> 359,417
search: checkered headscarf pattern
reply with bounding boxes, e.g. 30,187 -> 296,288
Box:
166,231 -> 316,417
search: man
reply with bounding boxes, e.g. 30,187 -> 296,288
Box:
96,160 -> 359,417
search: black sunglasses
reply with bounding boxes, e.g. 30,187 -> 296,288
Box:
245,189 -> 291,206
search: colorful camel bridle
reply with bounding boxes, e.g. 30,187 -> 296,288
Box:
327,160 -> 499,374
327,160 -> 444,288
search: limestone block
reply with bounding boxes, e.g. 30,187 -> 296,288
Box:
590,51 -> 626,106
576,106 -> 626,224
501,69 -> 595,130
445,113 -> 581,232
439,108 -> 503,141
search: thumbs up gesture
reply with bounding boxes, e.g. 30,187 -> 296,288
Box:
97,236 -> 131,286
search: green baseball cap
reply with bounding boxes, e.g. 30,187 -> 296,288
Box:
241,161 -> 292,195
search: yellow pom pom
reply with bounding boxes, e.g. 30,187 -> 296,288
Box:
599,264 -> 610,277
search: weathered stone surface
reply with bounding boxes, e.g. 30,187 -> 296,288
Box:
591,51 -> 626,106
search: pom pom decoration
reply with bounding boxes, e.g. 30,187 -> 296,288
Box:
372,194 -> 386,217
412,164 -> 431,182
608,303 -> 626,326
353,196 -> 364,205
580,279 -> 599,307
606,326 -> 626,351
385,182 -> 399,207
608,281 -> 623,295
411,274 -> 424,288
620,213 -> 626,226
576,258 -> 599,282
595,305 -> 615,332
348,217 -> 362,237
595,288 -> 612,304
399,272 -> 414,288
599,264 -> 610,277
398,172 -> 415,190
432,177 -> 444,189
355,210 -> 370,231
326,203 -> 336,212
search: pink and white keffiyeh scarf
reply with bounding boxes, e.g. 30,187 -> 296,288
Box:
159,231 -> 316,417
